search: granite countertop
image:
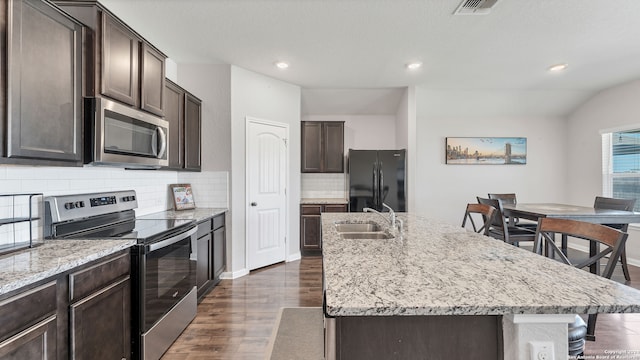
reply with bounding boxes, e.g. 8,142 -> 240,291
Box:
301,198 -> 348,205
138,207 -> 228,222
0,239 -> 136,297
321,212 -> 640,317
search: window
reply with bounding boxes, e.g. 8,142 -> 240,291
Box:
602,130 -> 640,211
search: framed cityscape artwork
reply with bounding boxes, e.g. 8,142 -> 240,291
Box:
445,137 -> 527,165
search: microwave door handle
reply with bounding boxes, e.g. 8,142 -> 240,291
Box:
151,127 -> 167,159
156,127 -> 167,159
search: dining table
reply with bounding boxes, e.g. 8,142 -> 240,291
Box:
502,202 -> 640,274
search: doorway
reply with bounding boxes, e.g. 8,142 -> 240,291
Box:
246,117 -> 289,270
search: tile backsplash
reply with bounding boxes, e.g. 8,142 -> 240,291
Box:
0,166 -> 229,248
301,173 -> 347,199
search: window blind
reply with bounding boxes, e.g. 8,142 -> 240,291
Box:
602,130 -> 640,211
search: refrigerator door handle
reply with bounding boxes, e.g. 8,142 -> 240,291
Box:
372,162 -> 378,208
379,162 -> 384,209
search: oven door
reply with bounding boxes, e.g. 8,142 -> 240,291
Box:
142,226 -> 197,332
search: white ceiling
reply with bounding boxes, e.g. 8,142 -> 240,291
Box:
99,0 -> 640,116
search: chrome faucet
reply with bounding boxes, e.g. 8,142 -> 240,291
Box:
363,203 -> 403,233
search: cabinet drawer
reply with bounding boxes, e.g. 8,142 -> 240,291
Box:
323,204 -> 347,213
0,281 -> 56,343
212,214 -> 225,230
197,219 -> 213,238
301,205 -> 322,215
69,253 -> 130,302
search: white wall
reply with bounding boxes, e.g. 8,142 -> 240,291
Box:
300,114 -> 399,199
230,66 -> 301,276
301,114 -> 397,151
567,79 -> 640,264
396,87 -> 417,212
413,87 -> 568,225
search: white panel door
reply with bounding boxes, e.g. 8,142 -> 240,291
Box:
247,119 -> 288,270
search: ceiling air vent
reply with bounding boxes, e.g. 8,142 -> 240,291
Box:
453,0 -> 499,15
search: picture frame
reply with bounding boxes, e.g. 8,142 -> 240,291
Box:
170,184 -> 196,210
445,137 -> 527,165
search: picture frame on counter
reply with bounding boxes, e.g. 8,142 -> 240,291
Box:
170,184 -> 196,210
445,137 -> 527,165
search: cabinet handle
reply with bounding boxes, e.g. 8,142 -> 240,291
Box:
251,202 -> 257,206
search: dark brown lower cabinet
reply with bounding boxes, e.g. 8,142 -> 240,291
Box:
69,277 -> 130,360
0,250 -> 131,360
196,213 -> 226,301
300,203 -> 347,255
0,282 -> 57,359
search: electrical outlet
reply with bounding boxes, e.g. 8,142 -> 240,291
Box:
529,341 -> 554,360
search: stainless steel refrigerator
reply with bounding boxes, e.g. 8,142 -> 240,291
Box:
348,149 -> 406,212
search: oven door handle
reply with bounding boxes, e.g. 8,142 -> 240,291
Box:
147,226 -> 197,253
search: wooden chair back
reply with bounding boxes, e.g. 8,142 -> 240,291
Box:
461,203 -> 496,236
533,217 -> 628,279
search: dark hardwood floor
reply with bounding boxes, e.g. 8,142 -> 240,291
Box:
162,253 -> 640,359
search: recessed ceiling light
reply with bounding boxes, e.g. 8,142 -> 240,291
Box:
548,63 -> 568,72
275,61 -> 289,69
406,62 -> 422,70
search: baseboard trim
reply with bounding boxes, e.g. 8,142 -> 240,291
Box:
287,252 -> 302,262
220,268 -> 249,279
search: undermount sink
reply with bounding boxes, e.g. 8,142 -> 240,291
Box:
334,222 -> 381,233
340,232 -> 394,240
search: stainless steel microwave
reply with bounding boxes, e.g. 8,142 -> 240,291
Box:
85,97 -> 169,169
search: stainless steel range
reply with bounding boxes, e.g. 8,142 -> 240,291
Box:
45,190 -> 197,360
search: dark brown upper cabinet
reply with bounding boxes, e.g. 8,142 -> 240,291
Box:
184,92 -> 202,171
0,0 -> 84,166
301,121 -> 344,173
165,80 -> 185,169
164,79 -> 201,171
53,1 -> 166,117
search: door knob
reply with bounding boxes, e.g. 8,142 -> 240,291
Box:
251,202 -> 257,206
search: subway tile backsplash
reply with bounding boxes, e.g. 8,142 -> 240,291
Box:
0,166 -> 229,220
301,173 -> 347,199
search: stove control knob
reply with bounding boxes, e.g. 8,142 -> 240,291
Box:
64,202 -> 74,210
77,201 -> 85,208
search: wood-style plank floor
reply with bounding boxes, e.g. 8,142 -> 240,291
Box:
162,254 -> 640,359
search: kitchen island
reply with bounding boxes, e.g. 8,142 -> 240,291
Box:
321,213 -> 640,360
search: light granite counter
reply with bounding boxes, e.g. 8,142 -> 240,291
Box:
321,212 -> 640,317
0,239 -> 136,297
301,198 -> 348,205
138,208 -> 227,222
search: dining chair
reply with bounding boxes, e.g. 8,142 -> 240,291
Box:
461,203 -> 496,236
487,193 -> 537,229
533,217 -> 628,342
477,197 -> 536,245
594,196 -> 636,281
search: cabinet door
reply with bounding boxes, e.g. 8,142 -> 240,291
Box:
196,233 -> 212,296
184,92 -> 202,171
213,226 -> 225,282
322,122 -> 344,173
101,12 -> 140,107
140,43 -> 165,116
165,80 -> 185,169
7,0 -> 83,162
69,277 -> 131,360
301,215 -> 321,252
301,122 -> 322,173
0,315 -> 57,360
